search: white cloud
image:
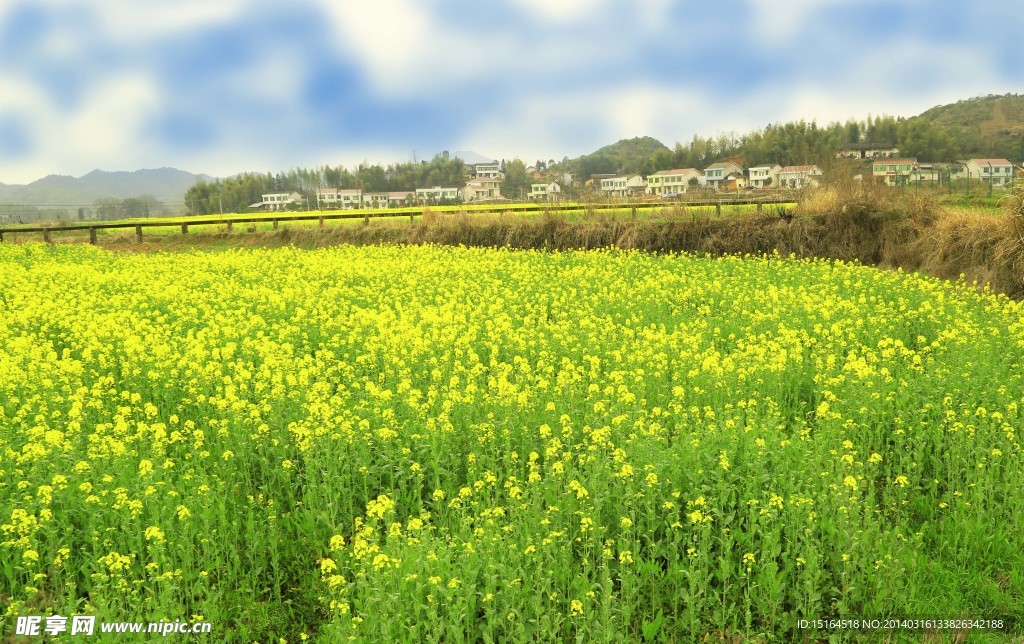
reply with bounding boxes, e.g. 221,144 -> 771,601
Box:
0,73 -> 162,183
504,0 -> 606,22
747,0 -> 900,43
312,0 -> 448,95
83,0 -> 247,42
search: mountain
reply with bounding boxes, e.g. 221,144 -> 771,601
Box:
0,167 -> 213,208
449,150 -> 497,165
913,93 -> 1024,160
555,136 -> 672,178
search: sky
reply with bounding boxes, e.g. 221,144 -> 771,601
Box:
0,0 -> 1021,184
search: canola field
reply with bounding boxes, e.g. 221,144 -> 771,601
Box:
1,243 -> 1022,641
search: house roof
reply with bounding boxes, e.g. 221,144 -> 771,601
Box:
967,158 -> 1013,165
779,165 -> 821,173
664,168 -> 699,176
748,164 -> 780,170
840,142 -> 897,150
387,191 -> 413,198
705,162 -> 740,170
871,158 -> 917,165
337,189 -> 361,195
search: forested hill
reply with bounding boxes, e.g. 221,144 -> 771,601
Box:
565,137 -> 672,178
915,94 -> 1024,160
557,93 -> 1024,179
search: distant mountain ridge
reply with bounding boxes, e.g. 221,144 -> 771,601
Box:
0,168 -> 213,207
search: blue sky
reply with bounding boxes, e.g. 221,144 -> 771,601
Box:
0,0 -> 1021,183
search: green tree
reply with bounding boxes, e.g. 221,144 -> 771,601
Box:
501,160 -> 531,200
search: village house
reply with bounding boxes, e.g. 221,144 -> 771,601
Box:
362,192 -> 389,209
387,191 -> 415,207
646,168 -> 702,195
530,181 -> 562,201
645,171 -> 667,195
257,192 -> 303,211
837,143 -> 901,160
471,162 -> 502,179
907,164 -> 942,184
961,159 -> 1015,186
871,158 -> 918,185
462,177 -> 503,202
415,187 -> 461,203
721,172 -> 748,191
600,175 -> 646,197
748,164 -> 781,189
777,165 -> 823,189
314,188 -> 364,209
703,162 -> 743,190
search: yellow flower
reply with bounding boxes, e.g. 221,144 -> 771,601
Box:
570,599 -> 584,616
843,476 -> 858,491
894,475 -> 910,488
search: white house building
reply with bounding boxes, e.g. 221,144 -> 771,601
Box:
600,175 -> 646,197
646,171 -> 667,195
315,188 -> 364,209
530,181 -> 562,201
777,165 -> 823,189
362,192 -> 389,209
472,162 -> 502,179
662,168 -> 702,194
871,159 -> 918,185
837,143 -> 901,160
748,164 -> 781,189
703,162 -> 744,190
646,168 -> 702,195
257,192 -> 303,211
962,159 -> 1014,186
388,191 -> 415,207
415,187 -> 461,203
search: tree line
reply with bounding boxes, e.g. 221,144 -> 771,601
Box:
184,155 -> 469,215
567,114 -> 981,179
